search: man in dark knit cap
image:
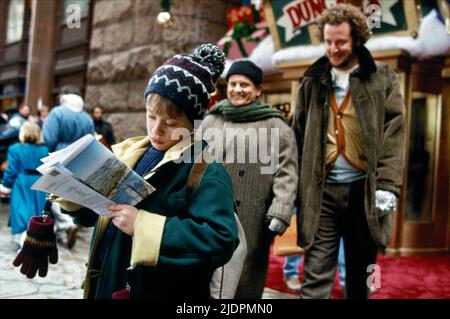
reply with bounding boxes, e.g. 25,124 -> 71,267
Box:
200,59 -> 299,298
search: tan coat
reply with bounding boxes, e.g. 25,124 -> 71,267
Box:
292,46 -> 406,250
200,113 -> 298,298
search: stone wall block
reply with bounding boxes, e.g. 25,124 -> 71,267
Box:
87,0 -> 231,143
107,112 -> 147,142
111,51 -> 131,82
93,0 -> 134,26
161,1 -> 227,50
127,79 -> 148,112
89,27 -> 104,54
84,85 -> 101,109
87,54 -> 114,83
103,21 -> 134,53
99,82 -> 130,112
135,0 -> 161,16
92,0 -> 109,26
134,16 -> 162,47
130,45 -> 167,79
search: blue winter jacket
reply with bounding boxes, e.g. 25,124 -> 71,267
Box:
1,143 -> 49,234
43,105 -> 95,151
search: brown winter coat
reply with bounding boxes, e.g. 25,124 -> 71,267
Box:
200,114 -> 298,298
292,46 -> 405,250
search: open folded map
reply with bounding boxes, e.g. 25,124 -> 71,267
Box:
32,134 -> 155,215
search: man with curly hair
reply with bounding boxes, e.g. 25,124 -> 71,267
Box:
292,3 -> 405,299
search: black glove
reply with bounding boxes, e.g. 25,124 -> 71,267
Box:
13,214 -> 58,278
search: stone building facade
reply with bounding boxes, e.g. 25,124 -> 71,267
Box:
85,0 -> 230,141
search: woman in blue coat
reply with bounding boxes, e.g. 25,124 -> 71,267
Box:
0,122 -> 48,245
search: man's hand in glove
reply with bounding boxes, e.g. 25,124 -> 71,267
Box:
375,190 -> 397,217
265,216 -> 288,236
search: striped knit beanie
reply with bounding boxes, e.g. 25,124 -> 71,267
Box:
144,43 -> 225,124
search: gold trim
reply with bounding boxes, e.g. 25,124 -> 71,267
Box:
431,94 -> 442,222
442,68 -> 450,79
264,0 -> 282,51
307,24 -> 320,45
369,0 -> 420,38
398,247 -> 449,254
276,58 -> 318,69
385,247 -> 449,256
437,0 -> 450,35
371,49 -> 408,59
290,81 -> 300,116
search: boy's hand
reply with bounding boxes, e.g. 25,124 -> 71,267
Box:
109,204 -> 138,236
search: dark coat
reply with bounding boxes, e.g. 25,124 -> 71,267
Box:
94,119 -> 115,147
292,46 -> 405,249
64,137 -> 238,299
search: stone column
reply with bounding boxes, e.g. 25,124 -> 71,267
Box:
25,0 -> 57,114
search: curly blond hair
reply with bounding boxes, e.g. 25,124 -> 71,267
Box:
317,3 -> 371,46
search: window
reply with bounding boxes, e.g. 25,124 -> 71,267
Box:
63,0 -> 90,22
6,0 -> 25,44
406,93 -> 441,220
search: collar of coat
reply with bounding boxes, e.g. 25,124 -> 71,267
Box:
111,134 -> 197,179
304,45 -> 377,84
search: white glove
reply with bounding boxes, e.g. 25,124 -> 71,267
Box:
375,190 -> 397,216
268,217 -> 288,235
0,184 -> 11,198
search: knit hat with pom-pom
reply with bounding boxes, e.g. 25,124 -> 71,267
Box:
144,43 -> 225,124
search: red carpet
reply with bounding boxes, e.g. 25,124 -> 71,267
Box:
265,245 -> 450,299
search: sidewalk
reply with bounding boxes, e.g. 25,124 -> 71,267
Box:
0,200 -> 294,299
0,201 -> 92,299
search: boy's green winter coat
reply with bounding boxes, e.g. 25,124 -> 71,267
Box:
61,136 -> 238,299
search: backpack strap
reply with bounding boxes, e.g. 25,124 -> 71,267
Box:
186,149 -> 239,214
185,150 -> 226,297
186,149 -> 214,192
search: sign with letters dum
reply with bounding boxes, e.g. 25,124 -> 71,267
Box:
264,0 -> 421,50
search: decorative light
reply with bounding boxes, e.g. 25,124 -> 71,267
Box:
157,11 -> 173,28
157,0 -> 173,28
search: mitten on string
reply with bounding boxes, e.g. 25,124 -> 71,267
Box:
13,200 -> 58,278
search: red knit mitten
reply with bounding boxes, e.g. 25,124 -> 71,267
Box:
13,215 -> 58,278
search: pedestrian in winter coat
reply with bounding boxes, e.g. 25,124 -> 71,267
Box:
200,60 -> 299,298
54,44 -> 239,299
91,106 -> 116,149
0,104 -> 30,144
43,85 -> 95,152
292,4 -> 405,299
0,122 -> 48,246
